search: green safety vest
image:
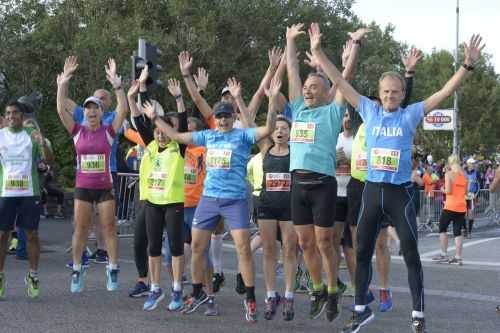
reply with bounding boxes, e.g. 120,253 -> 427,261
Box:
139,140 -> 185,205
350,123 -> 367,182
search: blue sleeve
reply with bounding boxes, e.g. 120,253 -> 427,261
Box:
330,101 -> 346,125
73,105 -> 84,124
192,130 -> 209,147
283,103 -> 293,121
357,96 -> 377,122
404,102 -> 425,125
243,128 -> 257,145
289,96 -> 305,118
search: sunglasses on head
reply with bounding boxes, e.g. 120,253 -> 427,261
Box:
215,112 -> 233,119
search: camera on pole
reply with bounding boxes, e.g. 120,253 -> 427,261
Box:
131,38 -> 162,89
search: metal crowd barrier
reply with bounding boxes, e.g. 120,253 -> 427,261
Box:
417,189 -> 500,232
115,172 -> 139,238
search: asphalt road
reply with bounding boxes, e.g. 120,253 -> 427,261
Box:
1,218 -> 500,333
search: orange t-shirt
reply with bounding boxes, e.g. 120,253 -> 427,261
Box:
184,145 -> 206,208
444,171 -> 467,213
422,173 -> 435,196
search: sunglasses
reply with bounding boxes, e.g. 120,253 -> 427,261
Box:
215,112 -> 233,119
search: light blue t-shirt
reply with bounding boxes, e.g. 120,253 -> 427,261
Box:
192,128 -> 256,199
358,96 -> 424,185
289,97 -> 345,177
73,106 -> 122,173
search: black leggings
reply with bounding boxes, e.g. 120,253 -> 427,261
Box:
355,181 -> 424,312
134,199 -> 148,278
145,202 -> 184,257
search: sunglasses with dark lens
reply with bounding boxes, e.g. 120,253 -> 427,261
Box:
215,112 -> 233,119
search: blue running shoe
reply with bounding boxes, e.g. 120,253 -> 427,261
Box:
144,288 -> 165,311
106,267 -> 119,291
168,289 -> 184,311
70,270 -> 85,293
66,251 -> 89,269
350,289 -> 376,311
129,281 -> 149,298
379,289 -> 393,312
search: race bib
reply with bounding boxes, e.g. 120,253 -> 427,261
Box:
184,166 -> 198,185
5,174 -> 29,192
206,149 -> 232,169
355,152 -> 368,171
147,171 -> 168,192
290,122 -> 316,144
370,148 -> 400,172
265,173 -> 291,192
81,154 -> 106,174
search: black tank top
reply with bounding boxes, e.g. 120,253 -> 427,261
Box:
259,147 -> 291,208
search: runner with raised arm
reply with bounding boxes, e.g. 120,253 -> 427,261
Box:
309,23 -> 484,332
56,56 -> 128,293
141,77 -> 279,323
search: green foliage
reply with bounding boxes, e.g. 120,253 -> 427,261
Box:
0,0 -> 498,185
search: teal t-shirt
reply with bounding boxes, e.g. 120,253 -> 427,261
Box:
289,97 -> 345,177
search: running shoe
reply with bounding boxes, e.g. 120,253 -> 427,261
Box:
129,281 -> 150,298
143,288 -> 165,311
235,273 -> 246,295
264,293 -> 281,320
448,257 -> 463,266
304,270 -> 313,292
431,254 -> 449,263
379,289 -> 393,312
8,238 -> 17,254
244,299 -> 258,323
70,270 -> 85,293
282,298 -> 295,321
344,283 -> 355,297
337,278 -> 347,294
309,286 -> 328,319
204,296 -> 219,316
293,266 -> 303,292
94,249 -> 109,264
350,290 -> 375,311
182,290 -> 209,314
24,273 -> 40,298
411,317 -> 427,333
212,273 -> 225,293
342,307 -> 375,333
168,289 -> 184,311
106,267 -> 119,291
326,291 -> 342,322
0,272 -> 5,298
66,251 -> 90,269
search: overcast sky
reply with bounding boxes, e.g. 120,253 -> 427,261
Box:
351,0 -> 498,73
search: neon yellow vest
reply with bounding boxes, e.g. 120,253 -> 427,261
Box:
351,123 -> 367,182
140,140 -> 185,205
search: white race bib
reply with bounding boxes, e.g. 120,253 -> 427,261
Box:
290,122 -> 316,144
370,148 -> 400,172
206,149 -> 232,169
81,154 -> 106,174
265,173 -> 291,192
355,152 -> 368,171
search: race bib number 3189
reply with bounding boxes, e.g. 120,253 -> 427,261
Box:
370,148 -> 400,172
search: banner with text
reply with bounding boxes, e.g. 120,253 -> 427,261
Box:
423,109 -> 455,131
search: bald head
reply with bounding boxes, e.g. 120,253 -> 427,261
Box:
93,89 -> 112,111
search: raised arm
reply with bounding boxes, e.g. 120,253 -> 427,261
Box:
286,23 -> 306,102
179,51 -> 214,120
309,23 -> 362,108
227,77 -> 254,128
423,34 -> 484,114
56,56 -> 78,134
142,101 -> 194,145
255,77 -> 280,142
167,78 -> 186,114
127,79 -> 141,118
105,59 -> 127,134
401,47 -> 423,107
247,47 -> 283,121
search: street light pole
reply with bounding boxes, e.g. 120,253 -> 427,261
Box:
453,0 -> 460,157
